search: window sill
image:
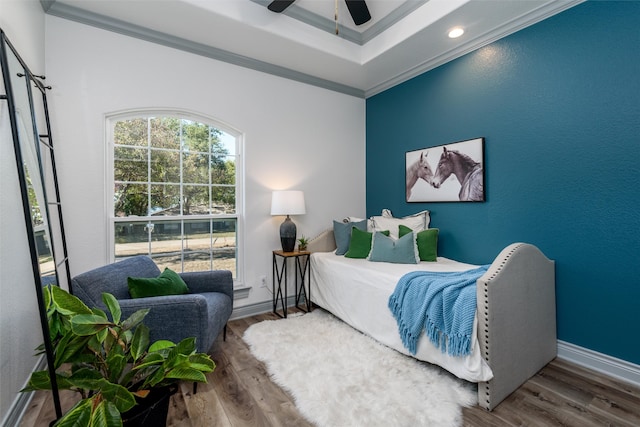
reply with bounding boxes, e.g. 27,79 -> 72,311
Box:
233,285 -> 251,300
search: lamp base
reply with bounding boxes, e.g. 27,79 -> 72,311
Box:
280,216 -> 297,252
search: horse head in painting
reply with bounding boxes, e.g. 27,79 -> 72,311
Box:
432,146 -> 483,201
406,151 -> 434,200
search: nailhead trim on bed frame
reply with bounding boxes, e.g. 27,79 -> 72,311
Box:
478,243 -> 525,409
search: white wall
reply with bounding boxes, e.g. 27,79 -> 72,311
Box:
44,16 -> 366,309
0,1 -> 47,424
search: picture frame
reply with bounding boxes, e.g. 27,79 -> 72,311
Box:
406,137 -> 485,203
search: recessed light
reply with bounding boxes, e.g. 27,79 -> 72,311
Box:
448,27 -> 464,38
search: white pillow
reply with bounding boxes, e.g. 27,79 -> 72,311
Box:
370,210 -> 430,239
342,216 -> 365,223
381,209 -> 393,218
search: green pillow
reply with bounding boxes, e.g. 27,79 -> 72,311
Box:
345,227 -> 389,259
128,267 -> 189,298
400,225 -> 439,262
368,231 -> 419,264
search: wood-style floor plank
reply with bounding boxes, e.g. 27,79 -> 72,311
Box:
20,308 -> 640,427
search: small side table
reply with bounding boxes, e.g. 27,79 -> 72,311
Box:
272,250 -> 312,318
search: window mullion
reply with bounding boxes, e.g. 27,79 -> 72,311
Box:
209,127 -> 213,270
179,120 -> 185,271
147,117 -> 152,256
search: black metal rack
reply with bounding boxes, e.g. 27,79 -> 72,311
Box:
1,27 -> 71,422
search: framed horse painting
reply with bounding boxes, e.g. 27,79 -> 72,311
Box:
406,137 -> 485,202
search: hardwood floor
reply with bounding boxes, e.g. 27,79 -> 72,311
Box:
20,309 -> 640,427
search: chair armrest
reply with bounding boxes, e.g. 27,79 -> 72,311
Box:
179,270 -> 233,300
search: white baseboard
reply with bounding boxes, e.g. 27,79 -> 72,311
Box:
557,340 -> 640,388
1,356 -> 46,427
230,295 -> 299,320
1,390 -> 35,427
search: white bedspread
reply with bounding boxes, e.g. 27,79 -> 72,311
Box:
310,252 -> 494,383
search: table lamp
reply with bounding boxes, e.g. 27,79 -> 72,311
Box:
271,190 -> 306,252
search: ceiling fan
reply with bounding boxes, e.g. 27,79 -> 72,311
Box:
267,0 -> 372,26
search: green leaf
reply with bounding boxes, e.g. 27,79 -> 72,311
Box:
91,307 -> 107,318
51,285 -> 92,316
131,324 -> 150,362
106,353 -> 127,384
96,326 -> 109,345
29,372 -> 75,393
52,332 -> 73,367
54,373 -> 76,390
103,327 -> 117,351
54,333 -> 91,368
166,367 -> 207,383
90,399 -> 123,427
87,334 -> 104,355
148,340 -> 175,353
122,330 -> 133,344
21,372 -> 72,394
66,377 -> 104,392
102,293 -> 122,324
99,381 -> 137,413
21,370 -> 52,392
141,366 -> 166,388
68,367 -> 103,381
54,398 -> 93,427
71,314 -> 111,336
55,313 -> 74,336
49,315 -> 62,341
109,339 -> 125,358
173,337 -> 196,356
42,285 -> 52,311
187,354 -> 216,372
132,353 -> 164,371
169,354 -> 190,370
120,309 -> 150,332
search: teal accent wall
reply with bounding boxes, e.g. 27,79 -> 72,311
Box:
366,1 -> 640,364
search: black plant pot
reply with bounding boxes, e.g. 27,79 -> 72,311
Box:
122,384 -> 178,427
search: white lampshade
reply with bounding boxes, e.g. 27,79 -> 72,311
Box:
270,190 -> 306,216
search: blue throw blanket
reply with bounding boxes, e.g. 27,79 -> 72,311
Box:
388,266 -> 489,357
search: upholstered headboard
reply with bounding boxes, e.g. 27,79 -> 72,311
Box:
307,229 -> 337,253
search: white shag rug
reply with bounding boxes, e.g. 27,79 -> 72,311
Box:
243,309 -> 477,427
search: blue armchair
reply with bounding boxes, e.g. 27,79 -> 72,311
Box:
71,256 -> 233,354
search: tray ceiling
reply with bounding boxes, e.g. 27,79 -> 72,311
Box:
43,0 -> 583,97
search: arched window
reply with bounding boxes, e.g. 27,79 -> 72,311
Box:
108,112 -> 242,279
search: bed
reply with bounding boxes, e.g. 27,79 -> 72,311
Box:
307,228 -> 556,410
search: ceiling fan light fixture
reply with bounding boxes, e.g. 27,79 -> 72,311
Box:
448,27 -> 465,38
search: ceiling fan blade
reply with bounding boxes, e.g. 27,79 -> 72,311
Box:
345,0 -> 371,25
268,0 -> 296,13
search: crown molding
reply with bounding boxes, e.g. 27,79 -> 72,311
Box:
360,0 -> 428,44
39,0 -> 55,13
43,1 -> 365,98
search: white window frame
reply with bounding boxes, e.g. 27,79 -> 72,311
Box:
105,108 -> 244,286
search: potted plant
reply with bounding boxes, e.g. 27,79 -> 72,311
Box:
23,285 -> 215,427
297,235 -> 309,251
